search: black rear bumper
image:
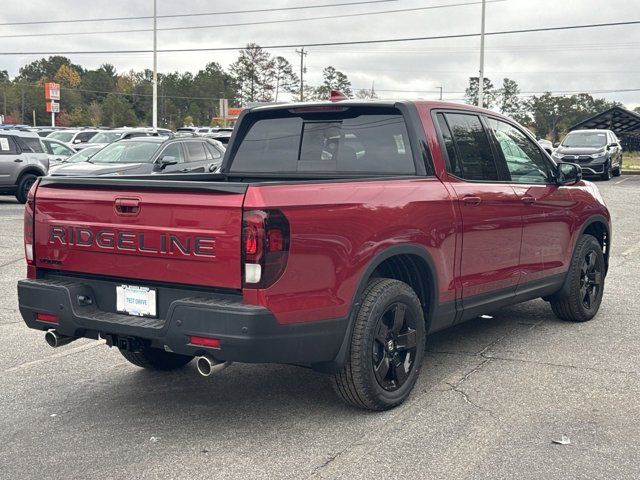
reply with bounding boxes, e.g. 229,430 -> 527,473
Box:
17,275 -> 348,365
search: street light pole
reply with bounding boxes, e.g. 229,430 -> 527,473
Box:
152,0 -> 158,129
477,0 -> 486,108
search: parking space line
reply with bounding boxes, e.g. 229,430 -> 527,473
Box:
4,340 -> 106,373
614,177 -> 631,185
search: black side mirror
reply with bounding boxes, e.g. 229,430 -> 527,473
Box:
557,162 -> 582,186
156,156 -> 178,170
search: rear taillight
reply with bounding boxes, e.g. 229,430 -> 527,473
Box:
24,180 -> 39,268
242,209 -> 289,288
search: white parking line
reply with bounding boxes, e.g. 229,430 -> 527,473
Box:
4,340 -> 106,373
614,177 -> 631,185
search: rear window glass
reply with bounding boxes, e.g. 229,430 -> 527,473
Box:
17,136 -> 45,153
230,108 -> 415,174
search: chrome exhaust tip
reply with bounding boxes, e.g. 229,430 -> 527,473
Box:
44,330 -> 76,348
196,354 -> 231,377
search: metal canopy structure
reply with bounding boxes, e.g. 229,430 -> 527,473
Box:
570,106 -> 640,151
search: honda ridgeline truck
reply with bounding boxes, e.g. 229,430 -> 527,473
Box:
18,99 -> 610,410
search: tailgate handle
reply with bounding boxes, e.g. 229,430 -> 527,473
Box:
115,198 -> 140,215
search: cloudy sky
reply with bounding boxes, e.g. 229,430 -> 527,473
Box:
0,0 -> 638,108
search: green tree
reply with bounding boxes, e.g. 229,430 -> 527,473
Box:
16,56 -> 83,83
272,56 -> 299,102
312,66 -> 353,100
101,93 -> 137,127
498,78 -> 530,125
81,64 -> 117,103
465,77 -> 497,109
526,93 -> 573,141
230,43 -> 274,104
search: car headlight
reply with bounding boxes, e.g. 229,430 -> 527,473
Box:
589,152 -> 606,159
551,152 -> 562,159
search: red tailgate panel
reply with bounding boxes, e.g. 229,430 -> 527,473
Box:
34,186 -> 243,289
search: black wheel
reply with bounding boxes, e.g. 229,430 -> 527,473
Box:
332,278 -> 426,411
550,234 -> 605,322
119,346 -> 194,371
600,161 -> 612,181
15,173 -> 37,204
612,158 -> 622,177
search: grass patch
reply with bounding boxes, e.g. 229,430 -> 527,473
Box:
624,151 -> 640,170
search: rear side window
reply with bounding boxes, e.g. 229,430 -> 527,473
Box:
230,108 -> 415,174
205,143 -> 222,160
0,135 -> 18,154
443,113 -> 498,181
436,113 -> 462,177
185,141 -> 208,162
75,131 -> 98,143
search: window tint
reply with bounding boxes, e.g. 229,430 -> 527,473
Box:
75,132 -> 98,143
0,135 -> 18,154
205,143 -> 222,160
16,136 -> 44,153
231,109 -> 415,174
185,141 -> 208,163
444,113 -> 498,181
486,118 -> 550,184
436,113 -> 462,177
159,142 -> 185,163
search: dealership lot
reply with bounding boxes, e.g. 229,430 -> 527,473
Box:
1,177 -> 639,479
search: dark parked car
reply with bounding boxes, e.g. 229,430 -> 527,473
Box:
51,136 -> 225,177
552,129 -> 622,180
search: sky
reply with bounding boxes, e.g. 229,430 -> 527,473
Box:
0,0 -> 638,108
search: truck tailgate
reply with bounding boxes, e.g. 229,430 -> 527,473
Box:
33,180 -> 245,289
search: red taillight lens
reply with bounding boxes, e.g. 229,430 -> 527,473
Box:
24,180 -> 38,266
242,209 -> 289,288
189,336 -> 221,348
36,313 -> 58,324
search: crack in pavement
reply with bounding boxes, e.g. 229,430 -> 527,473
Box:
445,358 -> 497,418
0,257 -> 22,269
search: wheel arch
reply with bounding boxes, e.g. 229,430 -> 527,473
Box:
579,215 -> 610,273
312,244 -> 439,373
16,166 -> 46,185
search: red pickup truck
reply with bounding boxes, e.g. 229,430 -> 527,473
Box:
18,100 -> 610,410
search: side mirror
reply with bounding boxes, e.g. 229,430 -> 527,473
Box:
557,162 -> 582,186
553,143 -> 560,148
156,156 -> 178,170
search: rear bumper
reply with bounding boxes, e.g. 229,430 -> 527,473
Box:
17,275 -> 348,364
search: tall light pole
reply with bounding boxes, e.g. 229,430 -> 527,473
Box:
296,48 -> 307,101
477,0 -> 486,108
152,0 -> 158,129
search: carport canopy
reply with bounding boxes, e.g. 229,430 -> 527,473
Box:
570,106 -> 640,135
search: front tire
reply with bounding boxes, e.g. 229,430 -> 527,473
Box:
600,160 -> 612,181
550,234 -> 605,322
612,157 -> 622,177
119,346 -> 194,371
15,173 -> 37,204
332,278 -> 426,411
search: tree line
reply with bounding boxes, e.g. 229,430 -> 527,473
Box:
0,43 -> 634,140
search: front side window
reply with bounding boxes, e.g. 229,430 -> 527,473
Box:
231,108 -> 415,175
75,131 -> 98,143
90,132 -> 122,143
444,113 -> 498,181
49,141 -> 74,156
158,142 -> 185,163
486,117 -> 550,184
47,131 -> 75,143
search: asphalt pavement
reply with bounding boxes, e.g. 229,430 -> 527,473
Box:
1,176 -> 639,479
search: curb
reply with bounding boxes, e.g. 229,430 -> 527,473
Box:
621,170 -> 640,175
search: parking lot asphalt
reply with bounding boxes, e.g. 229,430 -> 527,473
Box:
1,176 -> 639,480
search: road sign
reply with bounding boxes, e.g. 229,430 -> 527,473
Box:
44,82 -> 60,100
46,101 -> 60,113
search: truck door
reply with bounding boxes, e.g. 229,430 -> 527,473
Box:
435,112 -> 523,309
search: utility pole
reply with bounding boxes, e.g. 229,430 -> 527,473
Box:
296,48 -> 307,101
438,86 -> 443,100
152,0 -> 158,129
477,0 -> 486,108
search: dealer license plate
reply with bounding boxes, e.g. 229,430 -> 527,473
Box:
116,285 -> 157,317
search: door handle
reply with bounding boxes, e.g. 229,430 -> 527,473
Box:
180,168 -> 190,173
521,196 -> 536,204
462,196 -> 481,206
14,159 -> 23,162
115,198 -> 140,215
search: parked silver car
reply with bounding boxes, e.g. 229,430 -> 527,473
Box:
0,131 -> 49,203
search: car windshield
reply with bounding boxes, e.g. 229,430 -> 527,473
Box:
88,141 -> 160,164
90,132 -> 122,143
47,131 -> 75,143
65,146 -> 101,163
562,132 -> 607,148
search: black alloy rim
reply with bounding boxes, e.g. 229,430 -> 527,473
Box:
372,302 -> 418,391
22,177 -> 35,199
580,250 -> 602,310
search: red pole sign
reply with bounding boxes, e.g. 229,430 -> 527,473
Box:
44,83 -> 60,101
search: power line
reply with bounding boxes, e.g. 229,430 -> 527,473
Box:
1,19 -> 638,55
0,1 -> 503,39
0,0 -> 398,27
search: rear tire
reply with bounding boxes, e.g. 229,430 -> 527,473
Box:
119,346 -> 194,371
332,278 -> 426,411
15,173 -> 37,204
550,234 -> 605,322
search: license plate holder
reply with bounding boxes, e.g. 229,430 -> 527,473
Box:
116,285 -> 157,317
